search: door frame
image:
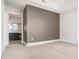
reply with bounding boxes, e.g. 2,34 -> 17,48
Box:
5,11 -> 23,45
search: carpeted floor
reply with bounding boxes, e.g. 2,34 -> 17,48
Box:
2,41 -> 78,59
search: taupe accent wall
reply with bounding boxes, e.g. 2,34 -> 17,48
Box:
23,5 -> 60,43
23,6 -> 27,42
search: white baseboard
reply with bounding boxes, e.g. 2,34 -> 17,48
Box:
22,39 -> 77,47
60,39 -> 78,45
27,39 -> 60,47
22,40 -> 27,45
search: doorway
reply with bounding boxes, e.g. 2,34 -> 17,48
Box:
8,14 -> 22,44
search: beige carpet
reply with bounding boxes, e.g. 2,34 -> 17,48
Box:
2,41 -> 78,59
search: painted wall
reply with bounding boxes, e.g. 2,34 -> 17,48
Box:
1,0 -> 5,54
60,8 -> 78,44
23,5 -> 60,43
23,6 -> 27,42
60,0 -> 78,12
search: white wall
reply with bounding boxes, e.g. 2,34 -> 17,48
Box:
60,0 -> 78,12
60,8 -> 78,44
4,11 -> 9,46
1,0 -> 5,54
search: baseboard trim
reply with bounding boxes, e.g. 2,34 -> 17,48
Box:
22,39 -> 77,47
60,40 -> 78,45
22,41 -> 27,45
27,39 -> 60,47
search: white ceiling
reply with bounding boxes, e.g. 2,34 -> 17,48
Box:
5,0 -> 27,11
5,0 -> 78,13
